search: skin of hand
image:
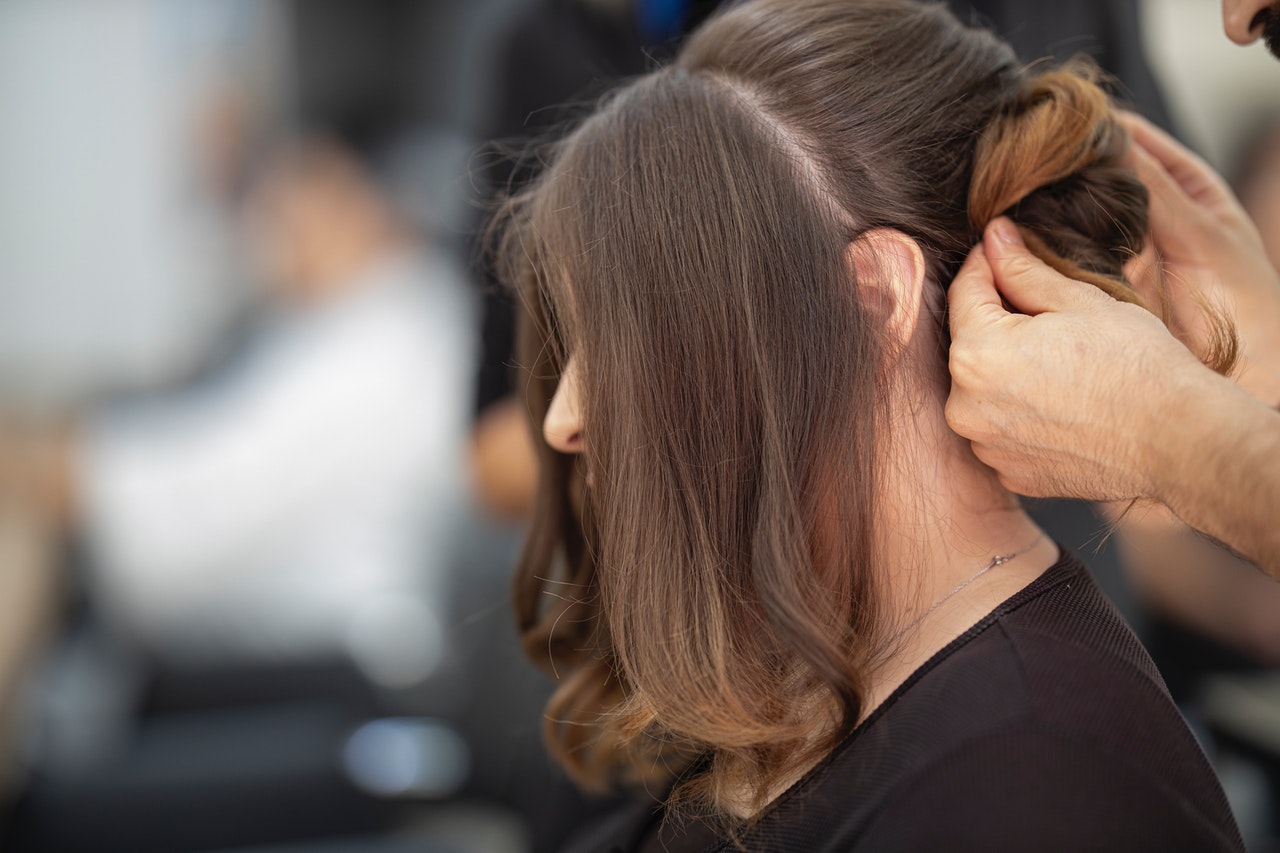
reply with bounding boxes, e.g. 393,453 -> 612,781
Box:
1102,113 -> 1280,637
947,220 -> 1280,573
1120,112 -> 1280,406
945,218 -> 1211,503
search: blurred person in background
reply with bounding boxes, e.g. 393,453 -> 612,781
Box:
0,0 -> 286,836
0,3 -> 492,850
0,131 -> 480,853
82,133 -> 474,677
1,131 -> 474,680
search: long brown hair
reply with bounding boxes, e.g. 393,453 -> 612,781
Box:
491,0 -> 1233,817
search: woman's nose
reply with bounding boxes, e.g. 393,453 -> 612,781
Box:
543,355 -> 584,454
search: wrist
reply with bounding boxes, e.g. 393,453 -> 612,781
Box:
1142,359 -> 1234,508
1148,363 -> 1276,518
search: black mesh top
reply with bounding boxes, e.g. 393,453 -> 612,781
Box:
564,552 -> 1245,853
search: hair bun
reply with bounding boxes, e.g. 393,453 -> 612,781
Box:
968,60 -> 1236,376
968,61 -> 1148,304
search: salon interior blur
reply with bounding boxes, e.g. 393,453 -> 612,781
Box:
1,1 -> 1279,851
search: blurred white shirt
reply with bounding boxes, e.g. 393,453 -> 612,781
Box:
0,0 -> 290,408
80,249 -> 475,687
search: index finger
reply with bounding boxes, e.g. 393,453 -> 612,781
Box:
1125,130 -> 1205,254
1119,112 -> 1233,205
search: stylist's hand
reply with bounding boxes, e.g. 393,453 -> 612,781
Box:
1121,112 -> 1280,405
946,218 -> 1207,502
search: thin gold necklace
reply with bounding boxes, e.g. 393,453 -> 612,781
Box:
887,532 -> 1045,646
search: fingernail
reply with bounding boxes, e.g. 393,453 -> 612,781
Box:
989,218 -> 1023,247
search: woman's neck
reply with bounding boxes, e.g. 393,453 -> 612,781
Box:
724,387 -> 1059,820
862,381 -> 1058,717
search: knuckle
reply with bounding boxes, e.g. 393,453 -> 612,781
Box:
947,342 -> 986,388
955,405 -> 994,444
995,471 -> 1024,495
943,395 -> 968,432
994,466 -> 1041,498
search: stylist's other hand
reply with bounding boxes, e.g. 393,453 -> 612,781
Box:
946,218 -> 1204,502
1121,112 -> 1280,405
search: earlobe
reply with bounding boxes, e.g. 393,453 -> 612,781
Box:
846,228 -> 928,352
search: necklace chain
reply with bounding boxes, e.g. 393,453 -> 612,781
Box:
888,532 -> 1045,646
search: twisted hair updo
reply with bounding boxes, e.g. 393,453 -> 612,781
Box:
971,63 -> 1147,300
971,62 -> 1236,373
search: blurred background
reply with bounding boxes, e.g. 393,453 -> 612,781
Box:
0,1 -> 1278,852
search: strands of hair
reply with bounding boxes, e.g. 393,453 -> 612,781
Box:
489,0 -> 1239,826
969,61 -> 1237,375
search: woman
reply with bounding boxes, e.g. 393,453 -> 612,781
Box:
491,0 -> 1244,849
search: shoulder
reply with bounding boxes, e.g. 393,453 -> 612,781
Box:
856,723 -> 1242,853
858,556 -> 1182,770
755,556 -> 1243,852
990,556 -> 1206,767
908,557 -> 1239,844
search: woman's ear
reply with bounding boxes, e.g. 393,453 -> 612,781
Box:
845,228 -> 928,354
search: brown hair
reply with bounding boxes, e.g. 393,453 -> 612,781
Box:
491,0 -> 1233,818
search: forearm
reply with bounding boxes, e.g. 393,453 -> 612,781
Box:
1153,368 -> 1280,576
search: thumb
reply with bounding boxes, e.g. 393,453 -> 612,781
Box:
947,240 -> 1006,338
982,218 -> 1098,316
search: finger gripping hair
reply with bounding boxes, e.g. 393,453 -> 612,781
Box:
969,63 -> 1147,300
969,62 -> 1237,374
